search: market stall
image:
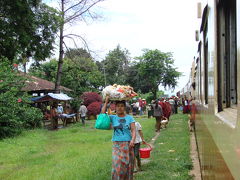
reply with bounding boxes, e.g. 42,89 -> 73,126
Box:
31,93 -> 75,128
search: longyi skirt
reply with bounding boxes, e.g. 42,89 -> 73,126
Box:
112,141 -> 134,180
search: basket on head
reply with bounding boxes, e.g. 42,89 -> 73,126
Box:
139,143 -> 152,159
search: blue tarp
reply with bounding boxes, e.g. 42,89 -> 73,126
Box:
47,93 -> 72,101
31,93 -> 72,102
30,96 -> 42,101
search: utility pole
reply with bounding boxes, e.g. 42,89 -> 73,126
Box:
103,64 -> 107,86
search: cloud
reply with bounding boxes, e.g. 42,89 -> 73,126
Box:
46,0 -> 200,95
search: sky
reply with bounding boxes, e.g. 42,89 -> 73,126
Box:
46,0 -> 201,96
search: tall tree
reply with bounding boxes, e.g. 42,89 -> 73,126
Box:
29,55 -> 104,95
101,45 -> 130,85
0,0 -> 59,66
65,48 -> 91,59
54,0 -> 105,92
136,49 -> 181,99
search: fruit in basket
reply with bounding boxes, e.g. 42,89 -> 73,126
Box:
102,84 -> 138,100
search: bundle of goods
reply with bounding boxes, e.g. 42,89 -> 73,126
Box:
102,84 -> 138,101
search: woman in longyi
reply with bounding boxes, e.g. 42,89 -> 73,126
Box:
101,96 -> 136,180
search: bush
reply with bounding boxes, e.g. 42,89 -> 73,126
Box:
87,102 -> 102,116
81,92 -> 102,107
0,60 -> 43,139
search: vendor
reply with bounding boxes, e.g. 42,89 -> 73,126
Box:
57,103 -> 63,114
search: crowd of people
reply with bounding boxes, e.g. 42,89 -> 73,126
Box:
40,102 -> 77,129
99,95 -> 198,180
41,94 -> 195,179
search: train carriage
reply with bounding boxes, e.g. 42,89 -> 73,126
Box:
182,0 -> 240,179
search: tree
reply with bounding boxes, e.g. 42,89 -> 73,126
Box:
0,0 -> 59,67
65,48 -> 91,59
0,60 -> 43,139
81,92 -> 102,106
54,0 -> 105,92
136,49 -> 181,99
100,45 -> 130,85
29,51 -> 104,95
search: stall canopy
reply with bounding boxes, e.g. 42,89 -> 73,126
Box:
31,93 -> 72,103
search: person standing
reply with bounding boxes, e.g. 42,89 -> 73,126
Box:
142,99 -> 147,115
101,96 -> 136,180
183,97 -> 189,114
138,98 -> 143,116
50,103 -> 58,130
57,103 -> 63,114
169,98 -> 175,114
132,102 -> 137,116
79,103 -> 88,125
174,97 -> 179,114
153,100 -> 163,132
147,103 -> 154,118
165,100 -> 172,120
126,102 -> 131,114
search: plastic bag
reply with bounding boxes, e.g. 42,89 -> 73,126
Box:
95,113 -> 111,130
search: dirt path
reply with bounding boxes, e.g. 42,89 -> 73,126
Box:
189,132 -> 202,180
141,132 -> 160,164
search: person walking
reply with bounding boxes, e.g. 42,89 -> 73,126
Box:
169,97 -> 175,114
101,96 -> 136,180
183,97 -> 189,114
174,97 -> 179,114
79,103 -> 88,125
147,103 -> 154,118
153,100 -> 163,132
138,98 -> 143,116
134,121 -> 146,172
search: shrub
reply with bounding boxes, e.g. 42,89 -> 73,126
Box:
87,102 -> 102,116
81,92 -> 102,107
0,60 -> 43,139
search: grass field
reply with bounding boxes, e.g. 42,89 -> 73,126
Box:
135,114 -> 193,180
0,113 -> 192,180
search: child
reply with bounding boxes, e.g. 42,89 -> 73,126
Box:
134,121 -> 146,172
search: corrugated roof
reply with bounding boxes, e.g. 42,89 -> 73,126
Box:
20,73 -> 72,92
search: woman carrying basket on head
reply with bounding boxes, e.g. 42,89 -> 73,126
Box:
101,96 -> 136,180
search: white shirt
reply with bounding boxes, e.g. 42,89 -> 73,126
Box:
79,105 -> 88,117
134,122 -> 142,144
136,102 -> 139,108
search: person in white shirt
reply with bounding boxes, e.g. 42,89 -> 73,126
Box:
57,103 -> 63,114
134,121 -> 146,172
169,98 -> 175,114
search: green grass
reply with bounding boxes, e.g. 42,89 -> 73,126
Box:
135,113 -> 193,180
0,114 -> 192,180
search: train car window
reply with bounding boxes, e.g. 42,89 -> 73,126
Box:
217,0 -> 237,111
203,22 -> 208,105
198,42 -> 203,103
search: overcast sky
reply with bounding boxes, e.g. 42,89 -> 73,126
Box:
46,0 -> 201,95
